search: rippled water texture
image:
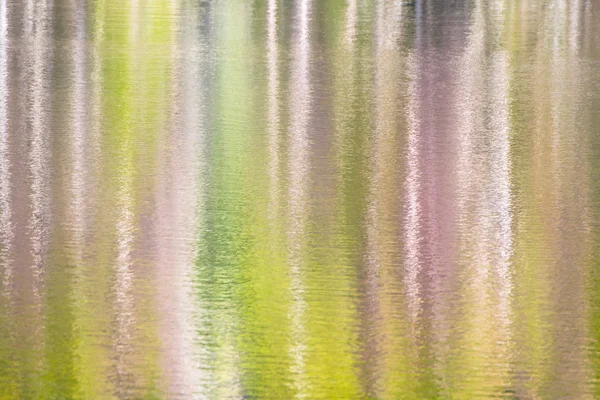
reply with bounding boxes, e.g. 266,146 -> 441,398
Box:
1,0 -> 600,398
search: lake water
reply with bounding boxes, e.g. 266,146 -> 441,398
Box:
1,0 -> 600,398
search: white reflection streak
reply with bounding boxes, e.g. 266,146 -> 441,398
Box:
0,0 -> 12,296
583,0 -> 591,52
454,3 -> 495,378
90,0 -> 103,159
186,10 -> 212,397
489,46 -> 513,361
568,0 -> 581,53
114,7 -> 136,393
179,27 -> 207,400
157,3 -> 207,396
382,0 -> 419,329
130,0 -> 139,43
267,0 -> 280,223
455,0 -> 483,267
490,0 -> 513,331
115,173 -> 134,393
288,0 -> 311,396
458,0 -> 514,384
404,55 -> 421,328
345,0 -> 357,46
26,0 -> 52,311
70,0 -> 87,265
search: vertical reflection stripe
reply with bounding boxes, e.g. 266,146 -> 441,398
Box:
287,0 -> 312,397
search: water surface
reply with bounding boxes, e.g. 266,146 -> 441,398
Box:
1,0 -> 600,398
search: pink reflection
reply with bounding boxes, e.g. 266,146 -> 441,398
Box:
26,0 -> 53,303
0,0 -> 13,295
